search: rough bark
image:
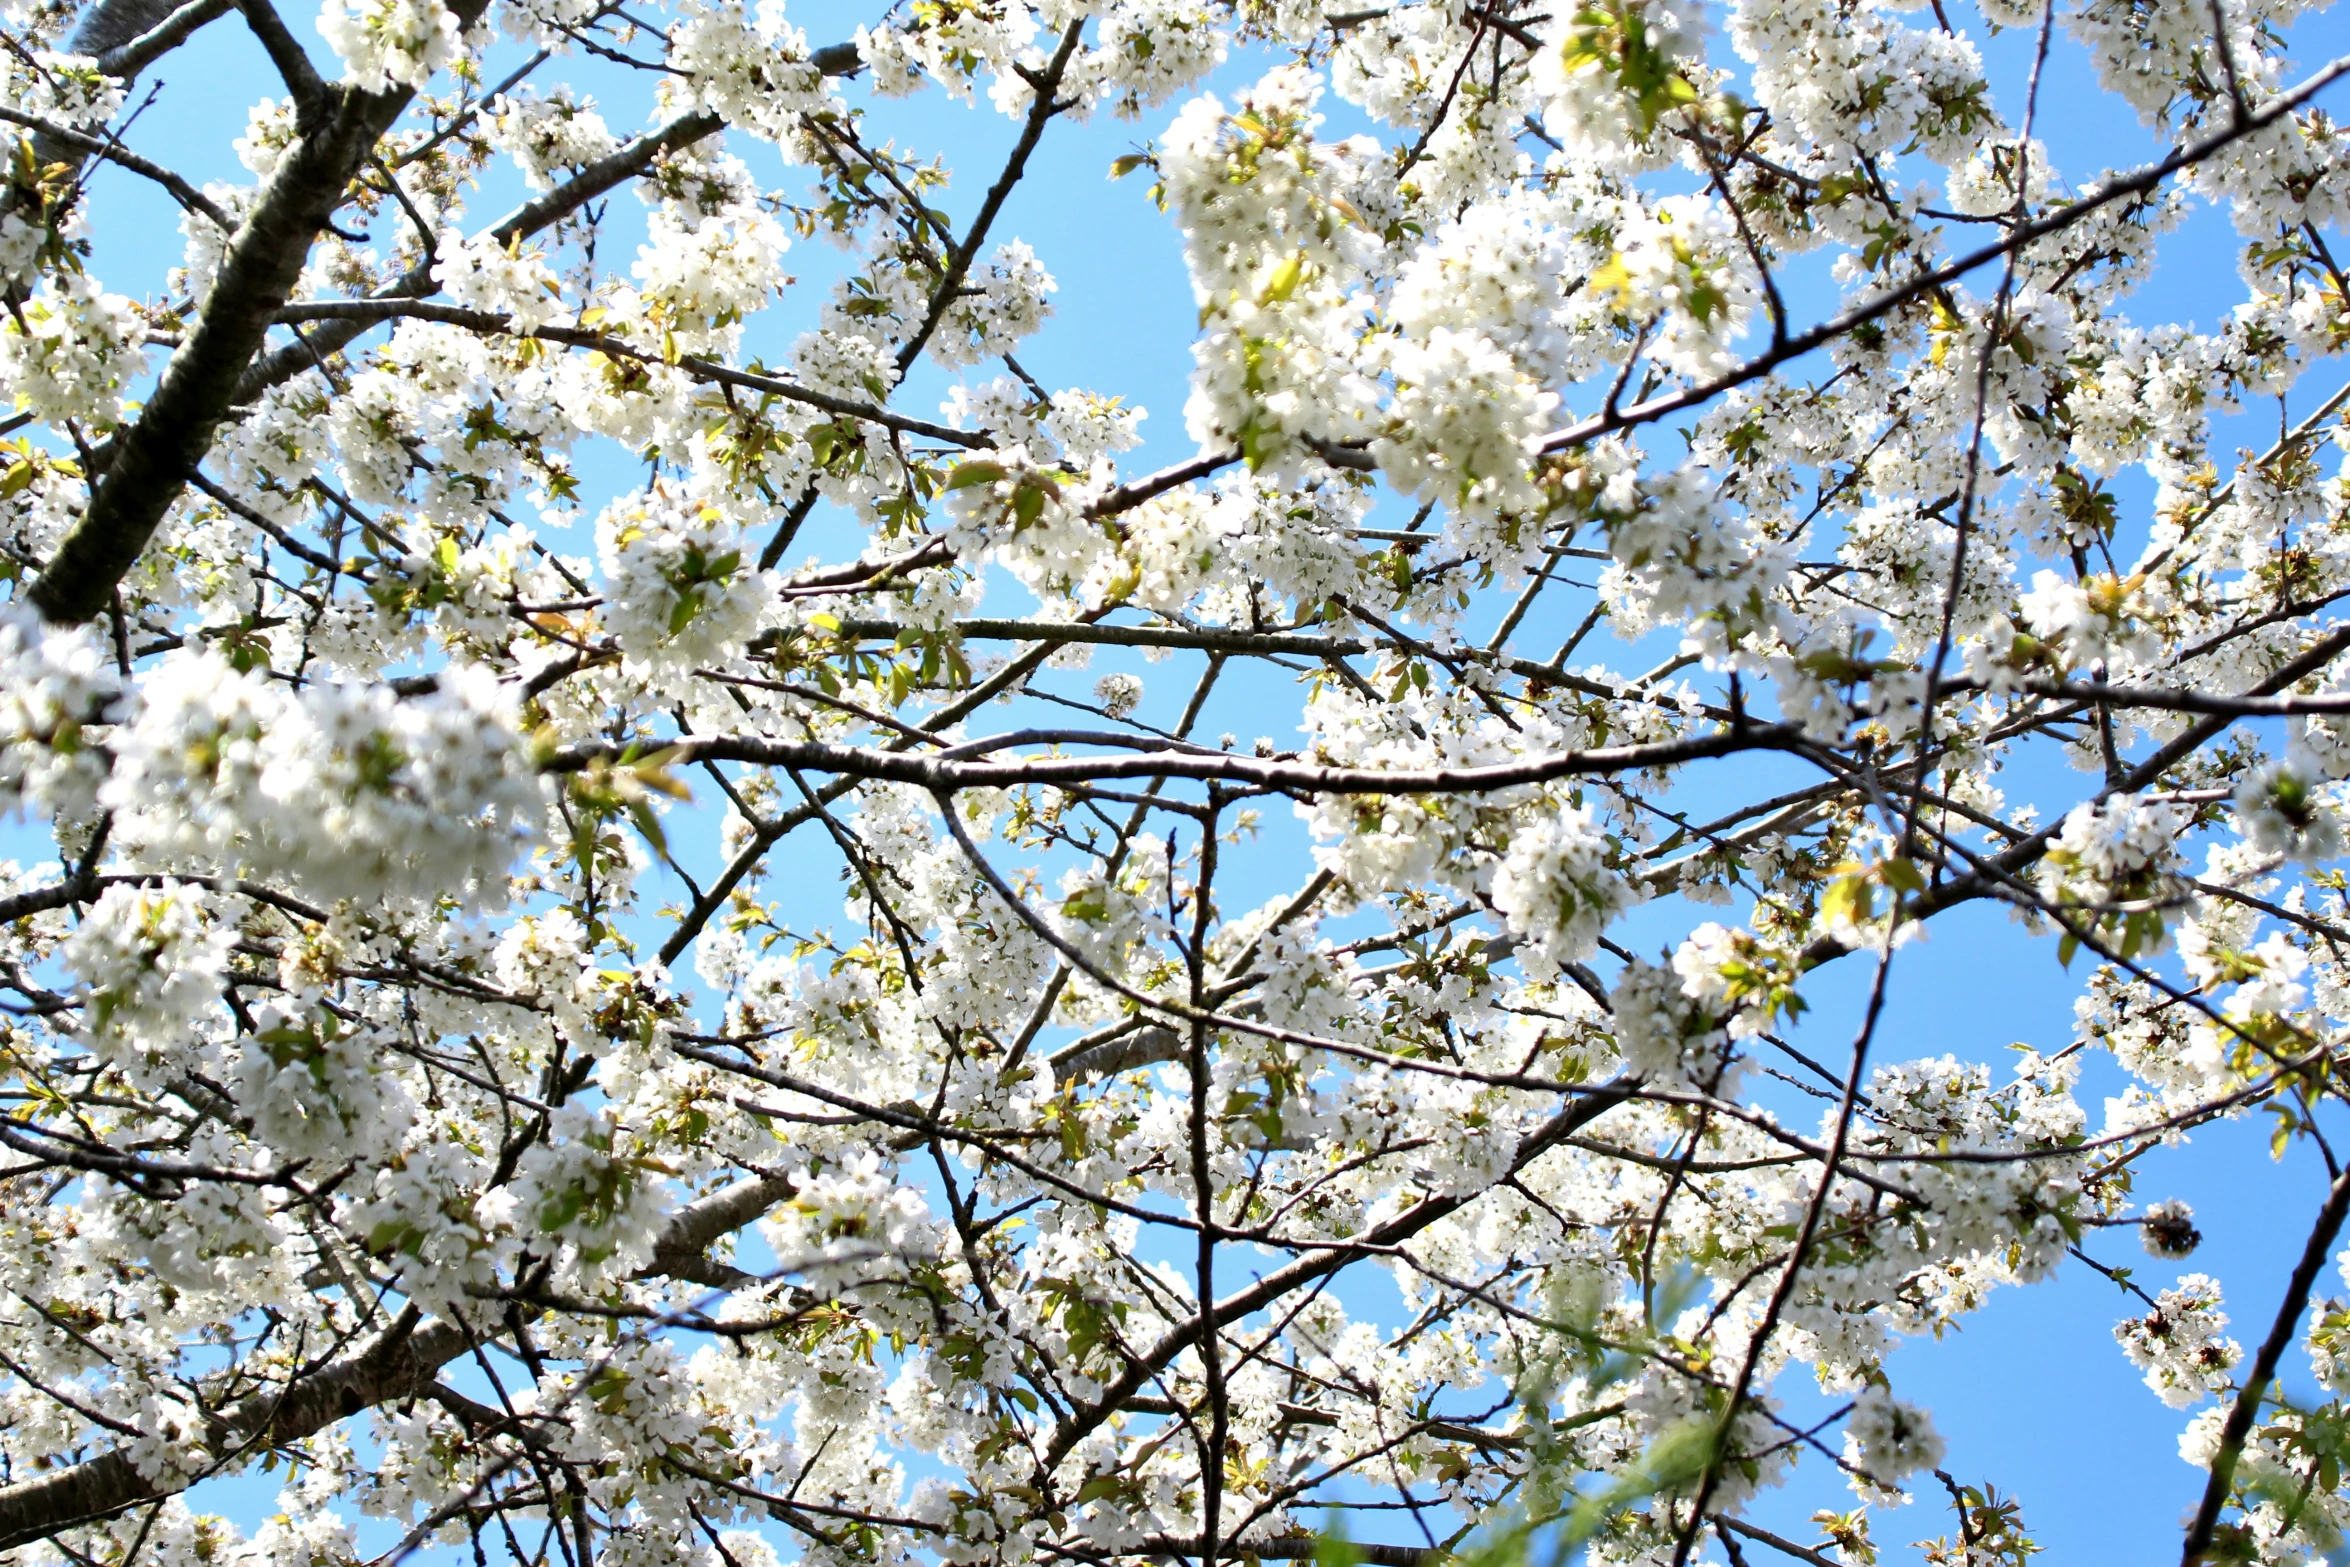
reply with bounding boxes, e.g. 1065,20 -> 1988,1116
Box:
0,1318 -> 471,1551
26,41 -> 861,623
25,28 -> 485,624
1,0 -> 235,252
227,108 -> 725,406
0,1171 -> 796,1549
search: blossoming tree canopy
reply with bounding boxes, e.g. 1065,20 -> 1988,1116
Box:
11,0 -> 2350,1557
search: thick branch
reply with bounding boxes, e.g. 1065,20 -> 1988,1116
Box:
0,1170 -> 800,1548
2180,1162 -> 2350,1564
94,0 -> 234,76
0,1315 -> 469,1551
551,722 -> 1802,797
25,33 -> 486,624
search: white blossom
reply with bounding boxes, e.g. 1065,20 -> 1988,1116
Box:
318,0 -> 462,92
103,654 -> 540,907
1843,1385 -> 1945,1492
63,881 -> 235,1093
0,274 -> 144,427
2117,1275 -> 2243,1408
4,0 -> 2349,1558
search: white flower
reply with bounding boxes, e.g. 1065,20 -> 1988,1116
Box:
1162,65 -> 1386,473
510,1102 -> 672,1285
318,0 -> 461,91
63,881 -> 235,1093
2234,752 -> 2344,866
1610,957 -> 1736,1090
1532,0 -> 1707,158
336,1138 -> 505,1313
2116,1275 -> 2241,1408
594,489 -> 773,676
631,208 -> 789,351
2018,570 -> 2160,669
486,87 -> 617,188
668,0 -> 835,146
2037,792 -> 2187,957
1945,136 -> 2052,218
233,996 -> 416,1162
435,230 -> 566,333
1044,388 -> 1145,467
1490,806 -> 1636,979
758,1150 -> 939,1290
1373,326 -> 1558,522
1094,672 -> 1144,720
927,241 -> 1056,368
0,601 -> 115,820
1592,194 -> 1757,379
104,654 -> 540,908
1843,1386 -> 1944,1490
0,273 -> 144,427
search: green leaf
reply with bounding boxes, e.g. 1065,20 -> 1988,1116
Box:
1012,482 -> 1046,529
945,459 -> 1008,490
1261,251 -> 1307,304
1820,871 -> 1872,930
1314,1533 -> 1367,1567
628,799 -> 669,857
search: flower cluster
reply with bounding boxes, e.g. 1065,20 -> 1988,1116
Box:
594,488 -> 774,675
7,0 -> 2350,1562
2117,1275 -> 2243,1408
102,654 -> 541,907
318,0 -> 464,92
63,880 -> 236,1093
0,274 -> 144,427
